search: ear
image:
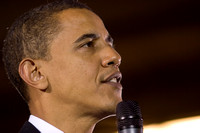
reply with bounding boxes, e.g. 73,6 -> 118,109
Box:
18,58 -> 48,91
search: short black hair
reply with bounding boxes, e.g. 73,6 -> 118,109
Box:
2,0 -> 91,102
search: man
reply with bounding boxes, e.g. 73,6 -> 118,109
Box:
2,0 -> 122,132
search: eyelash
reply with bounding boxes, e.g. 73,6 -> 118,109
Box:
82,41 -> 94,48
80,40 -> 115,49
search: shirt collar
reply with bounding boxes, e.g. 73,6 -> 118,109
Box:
28,115 -> 64,133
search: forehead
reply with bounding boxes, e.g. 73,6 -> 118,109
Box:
56,8 -> 108,36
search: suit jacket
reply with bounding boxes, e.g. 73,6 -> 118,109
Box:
19,121 -> 40,133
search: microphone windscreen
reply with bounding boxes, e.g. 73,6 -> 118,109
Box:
116,101 -> 143,131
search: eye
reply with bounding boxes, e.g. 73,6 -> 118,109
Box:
82,41 -> 94,48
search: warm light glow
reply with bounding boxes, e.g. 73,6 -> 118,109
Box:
114,116 -> 200,133
144,116 -> 200,133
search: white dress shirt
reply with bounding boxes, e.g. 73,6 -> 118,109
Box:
28,115 -> 64,133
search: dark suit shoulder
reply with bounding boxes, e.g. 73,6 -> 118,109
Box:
19,121 -> 40,133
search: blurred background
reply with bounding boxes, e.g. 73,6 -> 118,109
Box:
0,0 -> 200,132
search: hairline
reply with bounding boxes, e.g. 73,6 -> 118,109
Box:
41,8 -> 94,61
2,5 -> 92,102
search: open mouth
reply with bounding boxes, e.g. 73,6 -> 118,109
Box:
101,72 -> 122,89
102,72 -> 122,83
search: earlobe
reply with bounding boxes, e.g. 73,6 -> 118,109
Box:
19,58 -> 48,91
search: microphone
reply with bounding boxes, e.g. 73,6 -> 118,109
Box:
116,101 -> 143,133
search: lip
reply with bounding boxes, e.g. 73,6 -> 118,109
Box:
101,72 -> 122,89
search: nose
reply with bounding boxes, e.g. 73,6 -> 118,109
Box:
101,46 -> 121,68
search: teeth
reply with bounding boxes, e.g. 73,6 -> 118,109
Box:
110,78 -> 117,83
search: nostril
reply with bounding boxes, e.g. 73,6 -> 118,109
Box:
107,61 -> 114,66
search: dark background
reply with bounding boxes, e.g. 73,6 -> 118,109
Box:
0,0 -> 200,132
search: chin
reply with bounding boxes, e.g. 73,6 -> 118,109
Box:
99,97 -> 122,118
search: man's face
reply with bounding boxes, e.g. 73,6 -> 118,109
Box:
42,9 -> 122,116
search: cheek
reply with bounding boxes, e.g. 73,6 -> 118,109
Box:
68,61 -> 98,87
51,58 -> 99,89
45,51 -> 102,98
67,55 -> 100,81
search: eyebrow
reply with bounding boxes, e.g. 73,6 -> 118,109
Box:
74,33 -> 100,43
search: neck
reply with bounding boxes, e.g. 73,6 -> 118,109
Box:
30,106 -> 98,133
28,97 -> 103,133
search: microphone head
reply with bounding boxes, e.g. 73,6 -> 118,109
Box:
116,101 -> 143,131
